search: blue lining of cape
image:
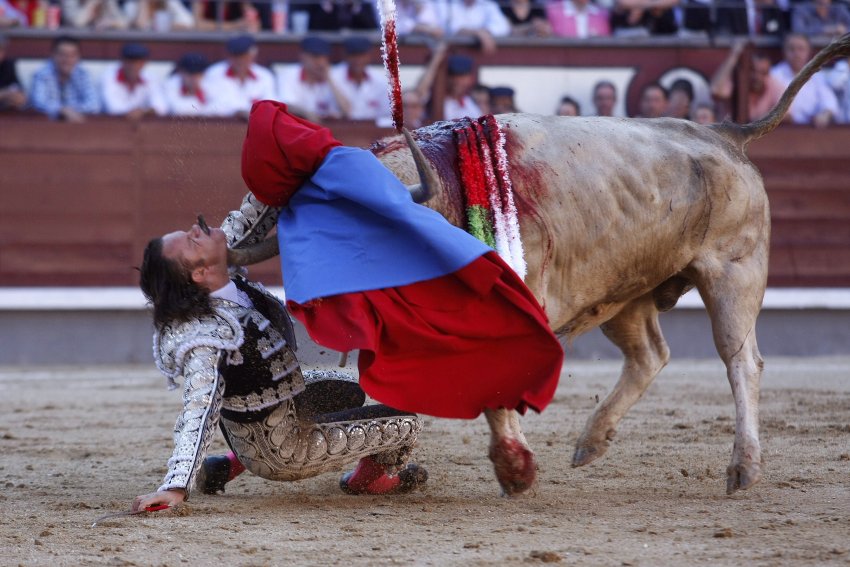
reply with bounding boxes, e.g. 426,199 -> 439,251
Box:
277,146 -> 491,304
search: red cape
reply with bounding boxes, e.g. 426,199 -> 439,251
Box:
288,252 -> 564,419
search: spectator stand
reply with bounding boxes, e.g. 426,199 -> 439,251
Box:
1,25 -> 796,120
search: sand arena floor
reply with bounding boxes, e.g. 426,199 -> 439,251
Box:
1,357 -> 848,566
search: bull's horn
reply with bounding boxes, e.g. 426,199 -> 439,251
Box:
226,235 -> 280,266
402,127 -> 439,203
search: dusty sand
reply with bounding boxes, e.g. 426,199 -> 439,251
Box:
1,357 -> 848,566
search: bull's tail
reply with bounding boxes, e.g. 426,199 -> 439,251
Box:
716,32 -> 850,147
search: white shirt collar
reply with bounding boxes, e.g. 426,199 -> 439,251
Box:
210,280 -> 251,308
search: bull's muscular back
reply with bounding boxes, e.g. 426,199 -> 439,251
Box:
372,114 -> 768,340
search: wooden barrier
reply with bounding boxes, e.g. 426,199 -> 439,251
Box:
1,115 -> 849,287
0,115 -> 392,286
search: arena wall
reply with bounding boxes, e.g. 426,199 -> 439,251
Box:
2,34 -> 849,363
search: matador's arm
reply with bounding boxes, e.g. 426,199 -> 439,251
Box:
220,192 -> 281,249
158,346 -> 226,499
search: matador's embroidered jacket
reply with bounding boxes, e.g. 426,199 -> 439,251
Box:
152,193 -> 295,496
153,276 -> 301,496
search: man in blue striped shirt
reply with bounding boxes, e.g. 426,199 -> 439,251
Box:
28,35 -> 100,122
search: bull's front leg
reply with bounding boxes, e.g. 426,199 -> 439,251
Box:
484,408 -> 536,496
573,297 -> 670,467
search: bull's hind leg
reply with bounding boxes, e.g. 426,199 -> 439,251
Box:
573,295 -> 670,467
693,257 -> 766,494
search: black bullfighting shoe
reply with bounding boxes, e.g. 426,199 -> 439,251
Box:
197,452 -> 246,495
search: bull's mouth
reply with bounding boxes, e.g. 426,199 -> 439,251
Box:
197,214 -> 210,236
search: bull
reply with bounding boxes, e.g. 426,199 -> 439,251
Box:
229,33 -> 850,495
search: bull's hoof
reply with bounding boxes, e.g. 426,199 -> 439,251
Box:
571,442 -> 608,468
726,462 -> 762,495
488,438 -> 537,496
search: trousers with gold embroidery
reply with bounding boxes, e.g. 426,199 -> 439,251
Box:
221,374 -> 421,482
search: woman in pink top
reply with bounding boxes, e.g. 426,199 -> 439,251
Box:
546,0 -> 611,38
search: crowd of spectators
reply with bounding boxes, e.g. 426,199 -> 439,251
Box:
3,1 -> 850,128
0,32 -> 412,121
2,1 -> 849,42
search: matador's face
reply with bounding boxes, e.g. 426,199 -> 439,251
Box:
161,224 -> 227,274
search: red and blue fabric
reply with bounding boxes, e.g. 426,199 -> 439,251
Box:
242,101 -> 563,419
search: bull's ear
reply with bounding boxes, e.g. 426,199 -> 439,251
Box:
403,127 -> 440,203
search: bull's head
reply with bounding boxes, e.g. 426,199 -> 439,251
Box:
226,127 -> 439,267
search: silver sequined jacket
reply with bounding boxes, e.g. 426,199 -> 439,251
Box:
151,193 -> 290,497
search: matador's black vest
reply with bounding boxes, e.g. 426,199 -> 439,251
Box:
219,277 -> 304,422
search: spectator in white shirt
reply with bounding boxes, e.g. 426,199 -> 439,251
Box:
124,0 -> 196,31
62,0 -> 129,30
101,42 -> 166,119
443,54 -> 481,120
770,32 -> 839,127
277,36 -> 347,121
396,0 -> 444,38
204,34 -> 276,119
329,36 -> 391,123
162,53 -> 224,116
434,0 -> 511,54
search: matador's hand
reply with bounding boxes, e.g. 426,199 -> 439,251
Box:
132,488 -> 186,512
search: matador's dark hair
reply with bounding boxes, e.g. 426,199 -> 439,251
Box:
139,237 -> 213,328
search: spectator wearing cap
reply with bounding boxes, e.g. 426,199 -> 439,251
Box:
162,53 -> 220,116
434,0 -> 511,54
0,33 -> 26,112
61,0 -> 129,30
29,35 -> 100,122
444,54 -> 481,121
193,1 -> 261,32
101,42 -> 166,119
205,34 -> 276,118
278,36 -> 344,121
329,36 -> 391,123
489,86 -> 517,114
288,1 -> 378,31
